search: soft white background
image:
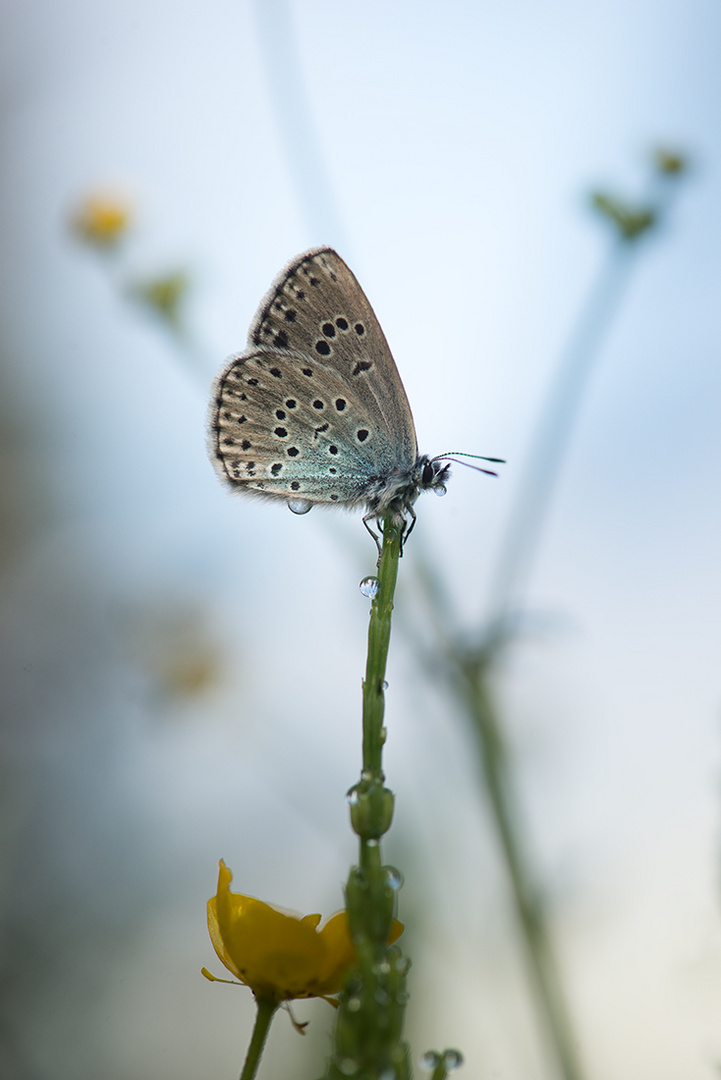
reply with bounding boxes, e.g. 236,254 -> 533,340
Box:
0,1 -> 720,1078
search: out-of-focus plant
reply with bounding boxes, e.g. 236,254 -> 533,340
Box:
119,600 -> 224,703
590,192 -> 656,240
70,191 -> 133,249
407,148 -> 689,1080
126,269 -> 190,334
69,190 -> 199,360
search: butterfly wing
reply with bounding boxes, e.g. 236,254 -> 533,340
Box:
248,247 -> 418,467
210,348 -> 406,506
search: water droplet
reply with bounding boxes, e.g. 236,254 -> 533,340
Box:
339,1058 -> 359,1076
288,498 -> 312,515
345,785 -> 360,806
384,866 -> 404,891
395,955 -> 411,976
433,484 -> 447,497
373,959 -> 391,976
366,838 -> 379,849
360,769 -> 373,782
359,576 -> 380,598
378,1070 -> 396,1080
374,987 -> 390,1006
347,996 -> 361,1012
420,1050 -> 441,1070
442,1049 -> 464,1070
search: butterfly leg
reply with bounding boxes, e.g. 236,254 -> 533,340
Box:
399,505 -> 416,554
362,512 -> 384,560
362,509 -> 416,559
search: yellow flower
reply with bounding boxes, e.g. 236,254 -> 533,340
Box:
203,860 -> 402,1003
70,193 -> 131,247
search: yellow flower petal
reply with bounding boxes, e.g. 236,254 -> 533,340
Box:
205,861 -> 404,1004
313,912 -> 357,994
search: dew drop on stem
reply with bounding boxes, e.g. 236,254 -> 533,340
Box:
359,576 -> 380,598
443,1049 -> 464,1070
420,1050 -> 441,1070
384,866 -> 404,891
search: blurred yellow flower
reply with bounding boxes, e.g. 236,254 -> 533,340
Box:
70,193 -> 131,247
203,860 -> 402,1003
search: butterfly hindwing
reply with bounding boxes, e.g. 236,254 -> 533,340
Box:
211,348 -> 402,505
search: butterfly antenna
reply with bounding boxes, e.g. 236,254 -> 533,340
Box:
432,451 -> 506,478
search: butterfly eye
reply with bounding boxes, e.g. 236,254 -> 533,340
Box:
422,461 -> 435,486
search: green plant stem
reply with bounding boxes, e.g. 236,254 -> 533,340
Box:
321,515 -> 411,1080
239,997 -> 277,1080
362,519 -> 402,777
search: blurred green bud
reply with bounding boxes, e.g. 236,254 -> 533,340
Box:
129,270 -> 190,329
346,779 -> 395,838
591,192 -> 656,241
654,148 -> 688,175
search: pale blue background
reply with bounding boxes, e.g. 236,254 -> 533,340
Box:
0,2 -> 720,1078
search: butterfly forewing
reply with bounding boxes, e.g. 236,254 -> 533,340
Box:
248,248 -> 418,466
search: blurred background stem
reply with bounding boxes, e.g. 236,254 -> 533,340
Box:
452,656 -> 584,1080
482,239 -> 635,643
412,156 -> 687,1080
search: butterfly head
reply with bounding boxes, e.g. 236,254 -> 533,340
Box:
418,455 -> 451,497
359,455 -> 451,553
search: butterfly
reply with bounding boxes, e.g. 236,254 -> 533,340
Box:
208,247 -> 499,547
